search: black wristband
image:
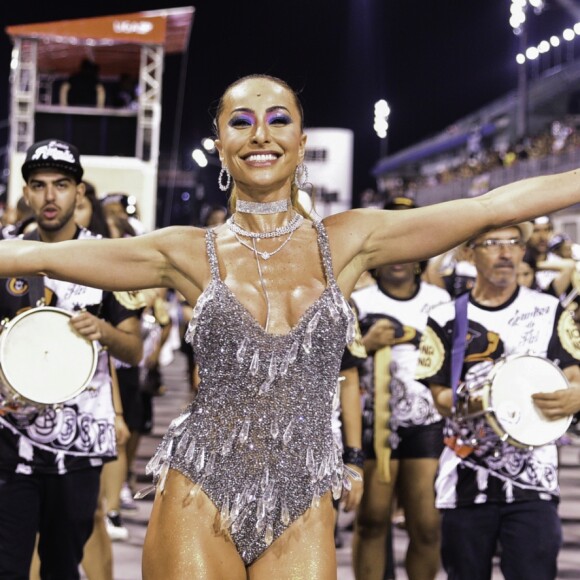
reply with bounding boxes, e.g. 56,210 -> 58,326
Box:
342,446 -> 365,469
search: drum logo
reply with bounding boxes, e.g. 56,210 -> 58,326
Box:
416,326 -> 445,379
558,309 -> 580,359
6,278 -> 28,297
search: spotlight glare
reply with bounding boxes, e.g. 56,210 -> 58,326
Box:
563,28 -> 575,41
374,99 -> 391,116
550,35 -> 560,47
510,15 -> 525,30
525,46 -> 539,60
538,40 -> 550,53
201,138 -> 216,153
192,148 -> 208,168
516,53 -> 526,64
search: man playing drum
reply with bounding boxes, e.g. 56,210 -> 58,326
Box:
0,139 -> 143,580
417,223 -> 580,580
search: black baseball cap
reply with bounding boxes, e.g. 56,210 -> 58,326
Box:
21,139 -> 84,183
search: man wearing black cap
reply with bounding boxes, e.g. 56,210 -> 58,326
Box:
0,139 -> 143,579
418,223 -> 580,580
21,139 -> 85,183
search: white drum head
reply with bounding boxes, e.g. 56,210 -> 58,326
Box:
0,308 -> 98,405
490,355 -> 572,447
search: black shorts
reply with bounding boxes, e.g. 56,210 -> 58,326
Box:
116,366 -> 142,432
364,419 -> 445,460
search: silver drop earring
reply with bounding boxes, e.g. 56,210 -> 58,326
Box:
218,166 -> 232,191
294,163 -> 309,188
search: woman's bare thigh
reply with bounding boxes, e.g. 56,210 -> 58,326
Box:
248,492 -> 337,580
142,469 -> 247,580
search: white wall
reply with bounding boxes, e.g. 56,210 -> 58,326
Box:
303,128 -> 353,218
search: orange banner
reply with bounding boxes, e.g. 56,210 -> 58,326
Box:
6,12 -> 167,46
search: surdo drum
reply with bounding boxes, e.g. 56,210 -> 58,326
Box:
0,307 -> 99,409
455,354 -> 573,448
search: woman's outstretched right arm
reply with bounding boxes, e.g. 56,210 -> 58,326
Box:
0,226 -> 206,295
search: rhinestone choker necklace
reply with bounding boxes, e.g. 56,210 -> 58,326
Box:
227,212 -> 304,239
236,199 -> 290,214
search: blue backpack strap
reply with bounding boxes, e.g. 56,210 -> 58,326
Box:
451,292 -> 470,407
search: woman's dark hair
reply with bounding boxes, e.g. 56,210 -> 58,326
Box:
108,214 -> 137,238
522,248 -> 538,272
370,260 -> 427,284
83,181 -> 111,238
200,204 -> 228,227
521,249 -> 540,290
370,200 -> 425,281
212,74 -> 311,219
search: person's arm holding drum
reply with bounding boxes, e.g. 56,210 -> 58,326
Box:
429,384 -> 454,417
532,365 -> 580,420
70,309 -> 142,367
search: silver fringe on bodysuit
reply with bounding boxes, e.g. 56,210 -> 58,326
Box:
146,221 -> 355,565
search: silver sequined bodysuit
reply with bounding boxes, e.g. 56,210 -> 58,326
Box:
146,221 -> 355,565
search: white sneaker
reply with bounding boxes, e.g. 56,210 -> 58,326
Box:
105,511 -> 129,541
120,482 -> 137,511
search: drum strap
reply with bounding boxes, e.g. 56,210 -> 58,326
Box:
22,230 -> 45,307
451,292 -> 470,406
25,276 -> 45,308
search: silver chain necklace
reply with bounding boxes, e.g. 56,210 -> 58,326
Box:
236,199 -> 290,214
233,228 -> 298,260
228,210 -> 303,332
227,212 -> 304,239
252,239 -> 272,331
232,231 -> 298,332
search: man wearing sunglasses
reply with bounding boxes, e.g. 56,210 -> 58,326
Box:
417,223 -> 580,580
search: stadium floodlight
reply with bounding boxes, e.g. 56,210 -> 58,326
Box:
510,0 -> 527,33
538,40 -> 550,53
191,148 -> 208,168
374,99 -> 390,139
526,46 -> 540,59
201,137 -> 216,153
563,28 -> 575,41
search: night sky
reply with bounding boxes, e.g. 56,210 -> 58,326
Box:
0,0 -> 576,202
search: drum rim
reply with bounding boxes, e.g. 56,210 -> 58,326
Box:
0,306 -> 99,406
486,353 -> 573,447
